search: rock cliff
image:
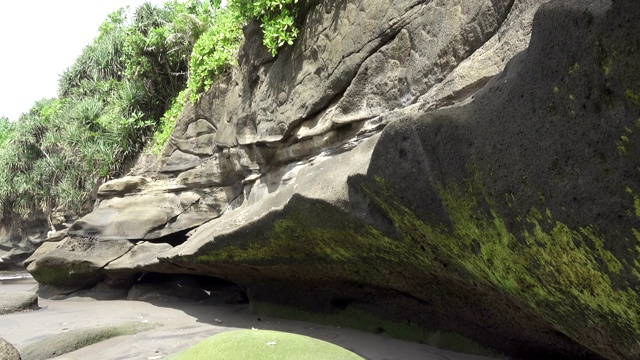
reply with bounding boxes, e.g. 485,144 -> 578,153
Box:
25,0 -> 640,358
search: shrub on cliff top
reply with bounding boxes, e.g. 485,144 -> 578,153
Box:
186,0 -> 300,102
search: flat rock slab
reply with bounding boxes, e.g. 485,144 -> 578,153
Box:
0,291 -> 38,315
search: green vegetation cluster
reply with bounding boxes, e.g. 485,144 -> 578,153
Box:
187,0 -> 299,102
0,0 -> 300,221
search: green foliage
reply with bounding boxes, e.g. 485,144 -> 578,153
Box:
230,0 -> 300,54
0,1 -> 210,220
149,89 -> 187,154
187,7 -> 244,101
0,116 -> 11,147
187,0 -> 301,101
122,1 -> 203,113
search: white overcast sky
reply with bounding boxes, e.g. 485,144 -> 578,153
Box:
0,0 -> 167,121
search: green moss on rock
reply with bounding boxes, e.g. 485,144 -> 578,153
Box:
168,329 -> 363,360
192,200 -> 430,280
177,162 -> 640,359
21,321 -> 154,360
364,170 -> 640,359
30,261 -> 101,288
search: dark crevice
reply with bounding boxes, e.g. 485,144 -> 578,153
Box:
390,287 -> 431,306
100,245 -> 134,270
330,297 -> 353,310
141,197 -> 202,240
158,166 -> 200,176
164,261 -> 197,272
145,228 -> 192,247
494,0 -> 516,28
168,141 -> 216,158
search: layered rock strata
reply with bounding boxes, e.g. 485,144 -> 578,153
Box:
26,0 -> 640,359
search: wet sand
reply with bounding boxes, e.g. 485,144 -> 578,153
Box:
0,278 -> 498,360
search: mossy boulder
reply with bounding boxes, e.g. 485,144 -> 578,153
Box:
362,0 -> 640,358
24,236 -> 133,291
168,330 -> 363,360
20,322 -> 153,360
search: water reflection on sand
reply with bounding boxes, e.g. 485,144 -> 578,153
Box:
0,271 -> 36,292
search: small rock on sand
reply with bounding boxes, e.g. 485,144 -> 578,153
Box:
0,292 -> 38,315
0,337 -> 21,360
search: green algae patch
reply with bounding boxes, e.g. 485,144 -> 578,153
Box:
20,321 -> 155,360
30,262 -> 100,287
251,302 -> 495,357
177,166 -> 640,358
364,171 -> 640,359
190,196 -> 434,283
168,329 -> 364,360
180,197 -> 496,356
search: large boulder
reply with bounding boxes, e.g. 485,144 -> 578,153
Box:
30,0 -> 539,289
25,237 -> 133,291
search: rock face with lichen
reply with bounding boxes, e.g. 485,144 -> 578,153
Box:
25,0 -> 640,358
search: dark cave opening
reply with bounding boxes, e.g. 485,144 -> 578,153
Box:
330,297 -> 353,310
130,272 -> 249,305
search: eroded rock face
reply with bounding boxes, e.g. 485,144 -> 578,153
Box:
68,176 -> 242,241
1,206 -> 76,268
43,0 -> 541,278
27,0 -> 640,358
0,220 -> 49,267
161,0 -> 526,172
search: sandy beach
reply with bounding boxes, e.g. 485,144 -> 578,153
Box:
0,278 -> 498,360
